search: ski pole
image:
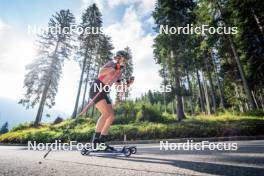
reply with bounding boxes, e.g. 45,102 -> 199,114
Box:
79,90 -> 102,116
43,122 -> 77,159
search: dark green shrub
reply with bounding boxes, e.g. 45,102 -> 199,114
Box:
242,110 -> 264,117
136,103 -> 163,122
10,122 -> 33,132
114,101 -> 137,124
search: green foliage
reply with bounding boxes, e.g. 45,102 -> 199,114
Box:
136,103 -> 163,122
113,101 -> 174,124
152,0 -> 264,116
241,110 -> 264,117
114,101 -> 136,124
1,114 -> 263,144
10,122 -> 45,132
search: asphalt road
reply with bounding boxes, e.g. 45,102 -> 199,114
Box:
0,140 -> 263,176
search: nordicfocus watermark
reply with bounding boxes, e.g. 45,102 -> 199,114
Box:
160,140 -> 238,151
93,82 -> 172,93
160,24 -> 238,35
28,24 -> 104,36
27,140 -> 106,151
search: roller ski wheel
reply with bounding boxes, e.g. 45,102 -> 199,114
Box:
129,146 -> 137,154
81,148 -> 90,155
122,147 -> 132,157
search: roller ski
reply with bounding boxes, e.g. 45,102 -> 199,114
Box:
81,144 -> 137,157
81,133 -> 137,157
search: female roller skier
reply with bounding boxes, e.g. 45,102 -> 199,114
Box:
89,50 -> 134,150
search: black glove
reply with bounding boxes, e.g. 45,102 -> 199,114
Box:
126,76 -> 135,84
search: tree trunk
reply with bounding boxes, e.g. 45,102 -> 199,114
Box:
163,92 -> 167,113
202,71 -> 212,115
211,51 -> 226,109
81,61 -> 91,110
182,96 -> 185,113
34,79 -> 51,126
171,51 -> 185,121
196,67 -> 205,113
259,90 -> 264,109
251,8 -> 264,39
205,58 -> 217,113
162,65 -> 167,113
240,85 -> 250,111
174,97 -> 177,115
217,0 -> 256,110
81,76 -> 88,110
251,90 -> 259,109
186,69 -> 194,115
91,104 -> 95,117
234,84 -> 244,112
171,100 -> 175,114
72,50 -> 88,118
208,70 -> 217,113
227,35 -> 256,110
34,40 -> 60,126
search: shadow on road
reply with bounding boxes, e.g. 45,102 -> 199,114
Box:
32,140 -> 264,175
100,154 -> 264,176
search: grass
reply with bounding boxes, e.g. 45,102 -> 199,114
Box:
0,112 -> 263,144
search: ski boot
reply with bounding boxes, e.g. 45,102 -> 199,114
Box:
100,135 -> 116,152
81,132 -> 100,155
100,135 -> 136,156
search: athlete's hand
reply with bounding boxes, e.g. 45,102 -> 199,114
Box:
127,76 -> 135,85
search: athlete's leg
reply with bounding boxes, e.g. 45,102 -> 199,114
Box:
95,99 -> 112,132
101,104 -> 115,135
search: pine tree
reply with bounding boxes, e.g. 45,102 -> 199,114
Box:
215,0 -> 256,110
19,10 -> 75,126
72,3 -> 103,118
123,47 -> 134,100
153,0 -> 196,120
228,0 -> 264,109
